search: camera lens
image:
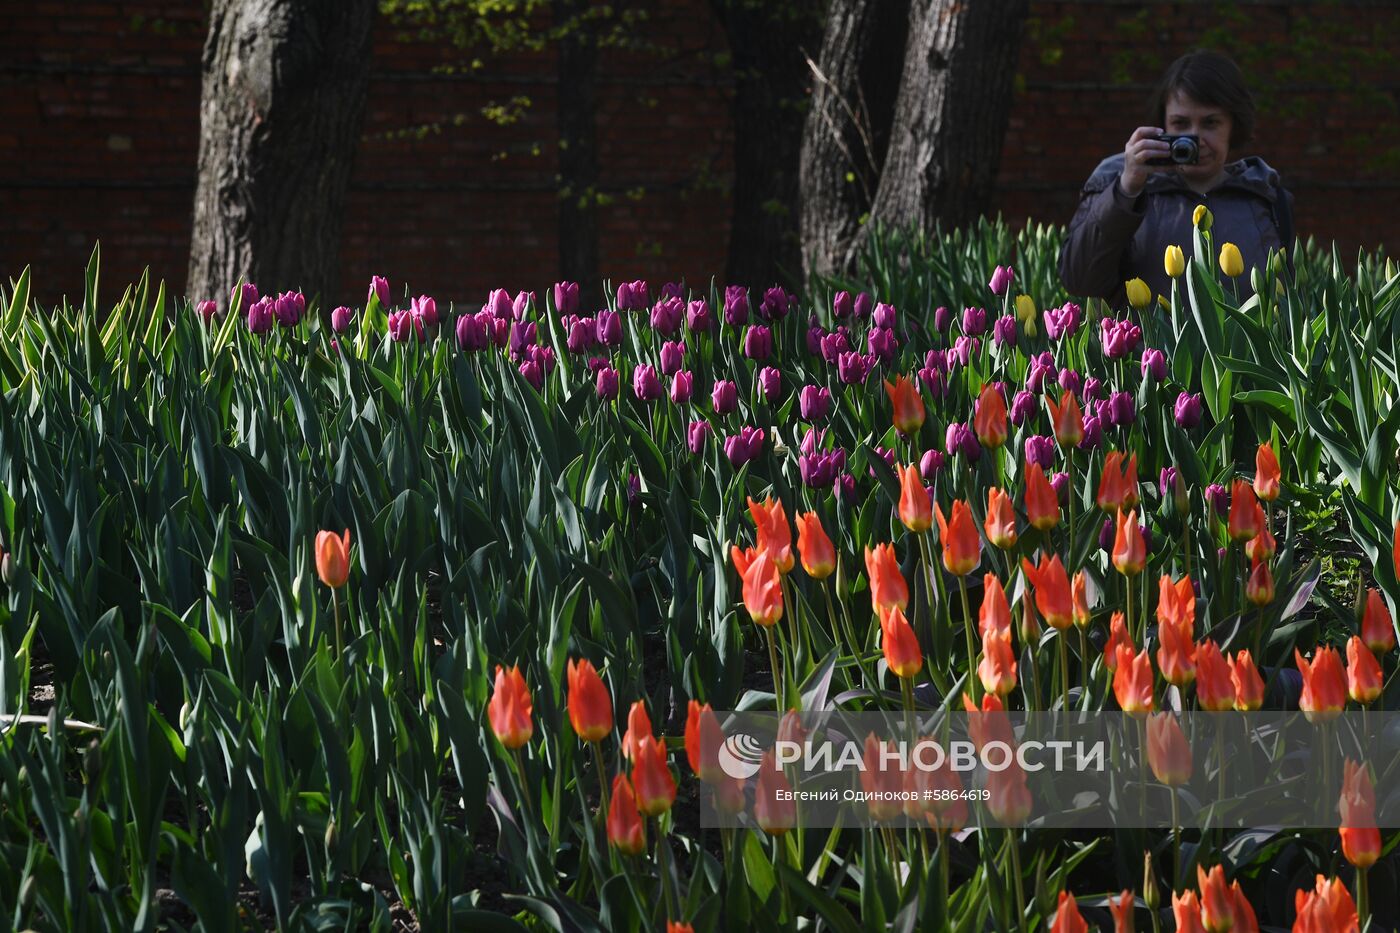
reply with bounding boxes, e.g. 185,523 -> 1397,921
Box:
1170,136 -> 1199,165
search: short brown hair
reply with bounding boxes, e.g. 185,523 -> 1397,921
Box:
1148,49 -> 1256,150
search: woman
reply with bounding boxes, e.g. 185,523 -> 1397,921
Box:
1058,49 -> 1294,308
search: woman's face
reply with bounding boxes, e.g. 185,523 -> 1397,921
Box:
1164,90 -> 1232,183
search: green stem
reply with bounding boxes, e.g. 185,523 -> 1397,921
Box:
1078,625 -> 1090,706
655,817 -> 677,920
332,589 -> 342,659
1171,786 -> 1181,890
958,575 -> 977,702
767,626 -> 784,712
1359,866 -> 1371,929
1058,634 -> 1070,714
1007,830 -> 1027,933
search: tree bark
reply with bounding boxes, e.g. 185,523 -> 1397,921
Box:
798,0 -> 909,285
713,0 -> 824,290
556,0 -> 601,309
187,0 -> 375,309
852,0 -> 1029,262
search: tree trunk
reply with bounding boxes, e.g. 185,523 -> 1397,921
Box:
852,0 -> 1029,263
798,0 -> 909,286
713,0 -> 824,290
187,0 -> 375,309
556,0 -> 601,309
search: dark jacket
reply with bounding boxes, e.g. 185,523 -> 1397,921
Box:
1058,153 -> 1294,307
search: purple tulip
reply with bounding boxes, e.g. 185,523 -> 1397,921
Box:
1100,317 -> 1143,359
330,305 -> 353,333
801,427 -> 825,457
632,364 -> 662,401
989,265 -> 1014,296
712,379 -> 738,415
659,340 -> 686,376
1043,302 -> 1081,341
232,282 -> 259,315
1206,483 -> 1229,516
873,302 -> 897,329
1083,377 -> 1105,403
834,474 -> 857,502
533,345 -> 556,374
723,426 -> 765,466
567,317 -> 597,354
687,299 -> 712,332
1010,389 -> 1036,426
993,315 -> 1017,348
247,297 -> 273,335
597,310 -> 622,347
596,367 -> 620,399
1058,369 -> 1082,397
800,449 -> 846,488
1141,348 -> 1168,382
945,422 -> 970,456
196,299 -> 218,324
724,286 -> 749,326
837,351 -> 872,386
687,420 -> 711,454
553,281 -> 579,316
512,291 -> 534,320
509,321 -> 538,360
671,370 -> 694,404
485,288 -> 513,319
870,445 -> 897,474
457,313 -> 487,351
743,325 -> 773,361
618,280 -> 650,311
920,449 -> 945,480
867,326 -> 898,362
952,336 -> 980,367
1109,390 -> 1136,426
519,360 -> 545,390
962,306 -> 988,337
651,297 -> 684,336
1026,358 -> 1053,394
757,366 -> 781,403
820,331 -> 850,364
924,349 -> 949,374
412,295 -> 439,328
1078,415 -> 1104,450
799,385 -> 832,421
1094,399 -> 1112,424
759,286 -> 791,321
1050,472 -> 1069,501
587,355 -> 609,372
274,290 -> 305,327
626,473 -> 642,510
369,276 -> 390,309
933,306 -> 952,333
917,368 -> 946,398
490,317 -> 509,348
660,281 -> 684,301
1174,392 -> 1204,428
1098,517 -> 1116,552
1025,435 -> 1056,470
853,292 -> 873,319
806,318 -> 827,355
833,291 -> 853,319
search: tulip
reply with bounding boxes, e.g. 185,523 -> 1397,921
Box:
1172,891 -> 1207,933
1051,891 -> 1089,933
865,542 -> 910,616
1230,650 -> 1265,711
1146,713 -> 1191,785
488,665 -> 533,749
723,285 -> 749,325
669,370 -> 694,405
368,275 -> 390,309
668,922 -> 695,933
596,309 -> 622,346
838,350 -> 874,385
989,265 -> 1014,296
897,464 -> 933,533
632,364 -> 662,401
1174,391 -> 1204,428
799,385 -> 831,421
620,699 -> 654,762
795,512 -> 835,579
1197,865 -> 1234,933
979,629 -> 1017,697
196,299 -> 218,323
757,366 -> 781,403
1245,523 -> 1276,561
1297,646 -> 1348,722
553,281 -> 579,316
596,367 -> 620,400
1097,451 -> 1140,512
1339,760 -> 1381,868
1015,294 -> 1036,322
1362,589 -> 1395,653
745,497 -> 794,573
607,773 -> 646,855
247,297 -> 273,334
659,339 -> 686,375
711,379 -> 738,414
1244,557 -> 1273,607
992,314 -> 1017,347
686,420 -> 711,455
1156,572 -> 1196,639
1065,571 -> 1089,628
880,605 -> 923,679
934,501 -> 980,575
508,320 -> 538,360
1044,301 -> 1082,340
713,775 -> 746,814
273,290 -> 305,327
973,383 -> 1008,448
740,548 -> 783,626
1103,612 -> 1133,669
1165,244 -> 1186,278
1045,392 -> 1084,448
1219,242 -> 1244,277
315,530 -> 351,589
832,290 -> 853,318
632,734 -> 676,816
754,752 -> 796,834
1140,347 -> 1167,382
566,658 -> 613,742
985,759 -> 1033,824
932,305 -> 951,331
512,290 -> 534,320
758,285 -> 791,320
1109,889 -> 1135,933
905,738 -> 969,831
1193,205 -> 1213,230
1346,636 -> 1382,705
1022,553 -> 1073,630
1100,317 -> 1143,359
742,325 -> 773,360
1157,609 -> 1197,688
1255,442 -> 1281,501
1114,646 -> 1155,714
985,487 -> 1018,549
410,294 -> 438,328
884,375 -> 925,435
685,701 -> 725,783
1125,277 -> 1152,309
978,573 -> 1012,641
1025,465 -> 1060,530
617,280 -> 649,311
1112,509 -> 1147,576
686,298 -> 711,332
1293,875 -> 1358,933
483,288 -> 512,319
920,448 -> 945,480
1190,640 -> 1234,712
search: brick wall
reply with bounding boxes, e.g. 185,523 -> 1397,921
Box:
1,1 -> 1396,309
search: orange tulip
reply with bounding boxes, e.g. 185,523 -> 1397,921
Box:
935,500 -> 980,576
1244,523 -> 1276,562
1197,865 -> 1234,933
865,543 -> 909,616
979,630 -> 1018,697
974,383 -> 1008,449
979,573 -> 1012,640
1293,875 -> 1359,933
880,605 -> 923,680
984,487 -> 1018,549
1114,646 -> 1155,715
1051,891 -> 1089,933
1230,650 -> 1265,711
1245,557 -> 1274,606
1156,574 -> 1197,634
685,700 -> 725,783
1362,588 -> 1395,654
1072,571 -> 1091,628
1227,479 -> 1263,542
747,496 -> 794,573
315,529 -> 351,588
1345,636 -> 1382,705
667,923 -> 695,933
795,511 -> 836,579
986,759 -> 1033,825
1024,463 -> 1060,530
905,738 -> 969,832
1097,451 -> 1140,512
713,775 -> 747,814
1157,609 -> 1197,687
1339,759 -> 1381,869
1254,442 -> 1281,502
860,734 -> 906,822
1103,611 -> 1133,671
1229,881 -> 1259,933
1194,640 -> 1236,712
1019,590 -> 1041,644
1146,712 -> 1192,786
741,548 -> 784,627
1112,509 -> 1146,576
898,464 -> 933,532
606,773 -> 646,855
1297,646 -> 1348,722
1108,889 -> 1135,933
632,734 -> 677,816
1171,891 -> 1207,933
1045,392 -> 1084,448
1021,553 -> 1073,630
566,658 -> 613,743
884,375 -> 925,435
754,751 -> 796,835
730,544 -> 757,579
486,665 -> 534,751
622,700 -> 654,761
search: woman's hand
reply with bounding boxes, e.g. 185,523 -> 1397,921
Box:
1118,127 -> 1172,199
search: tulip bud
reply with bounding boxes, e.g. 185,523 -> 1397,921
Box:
832,290 -> 853,319
1164,244 -> 1186,278
1124,278 -> 1152,309
196,299 -> 218,323
1219,242 -> 1244,278
1193,205 -> 1213,230
0,549 -> 12,585
596,367 -> 620,400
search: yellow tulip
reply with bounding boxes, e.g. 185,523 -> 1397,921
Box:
1014,294 -> 1035,322
1219,242 -> 1244,277
1164,245 -> 1185,278
1124,278 -> 1151,309
1023,316 -> 1038,338
1192,205 -> 1213,230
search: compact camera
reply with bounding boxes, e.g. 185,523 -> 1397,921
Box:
1148,134 -> 1200,166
